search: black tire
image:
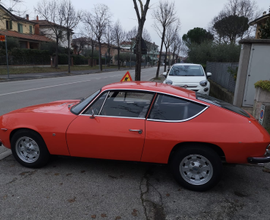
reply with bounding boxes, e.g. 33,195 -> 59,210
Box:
170,145 -> 222,191
11,129 -> 51,168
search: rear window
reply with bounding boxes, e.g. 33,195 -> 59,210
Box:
196,93 -> 250,118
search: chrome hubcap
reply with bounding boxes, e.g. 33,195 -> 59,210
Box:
15,136 -> 40,163
180,154 -> 213,185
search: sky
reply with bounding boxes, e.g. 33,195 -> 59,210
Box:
4,0 -> 270,47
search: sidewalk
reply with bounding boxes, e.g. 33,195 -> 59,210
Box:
0,67 -> 129,82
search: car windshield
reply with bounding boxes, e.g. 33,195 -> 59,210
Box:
169,65 -> 204,76
196,93 -> 250,118
71,89 -> 101,115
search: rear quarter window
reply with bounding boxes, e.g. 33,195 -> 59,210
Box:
148,94 -> 207,121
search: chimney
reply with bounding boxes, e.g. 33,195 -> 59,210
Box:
35,23 -> 40,35
26,14 -> 29,20
36,15 -> 39,21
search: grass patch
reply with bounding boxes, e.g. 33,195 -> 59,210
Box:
0,65 -> 118,75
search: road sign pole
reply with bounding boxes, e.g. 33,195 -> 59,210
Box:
5,35 -> 9,79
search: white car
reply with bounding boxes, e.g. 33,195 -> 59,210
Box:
163,63 -> 212,95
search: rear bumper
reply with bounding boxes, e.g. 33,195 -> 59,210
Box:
248,156 -> 270,164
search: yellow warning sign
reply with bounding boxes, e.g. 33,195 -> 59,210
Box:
120,71 -> 133,82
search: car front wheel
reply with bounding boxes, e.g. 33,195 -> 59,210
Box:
170,145 -> 222,191
11,130 -> 50,168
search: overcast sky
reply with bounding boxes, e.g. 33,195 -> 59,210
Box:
9,0 -> 270,46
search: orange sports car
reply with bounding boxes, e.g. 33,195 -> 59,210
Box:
1,82 -> 270,191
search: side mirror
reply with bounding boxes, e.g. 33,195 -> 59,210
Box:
162,72 -> 167,77
90,109 -> 95,119
207,72 -> 212,78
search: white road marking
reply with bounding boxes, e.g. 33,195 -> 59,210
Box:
0,79 -> 94,97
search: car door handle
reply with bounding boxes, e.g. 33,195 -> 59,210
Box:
129,129 -> 143,134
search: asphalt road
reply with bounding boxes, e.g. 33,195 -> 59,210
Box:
1,67 -> 270,219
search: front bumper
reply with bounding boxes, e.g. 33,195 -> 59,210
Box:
248,156 -> 270,164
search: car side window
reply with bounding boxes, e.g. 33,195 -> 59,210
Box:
83,92 -> 108,115
100,91 -> 154,118
148,94 -> 206,121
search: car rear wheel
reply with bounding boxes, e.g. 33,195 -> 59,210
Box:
11,130 -> 50,168
170,145 -> 222,191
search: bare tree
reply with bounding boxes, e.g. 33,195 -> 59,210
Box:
126,26 -> 137,41
112,20 -> 125,70
104,24 -> 113,66
163,21 -> 180,71
170,33 -> 182,64
132,0 -> 151,81
60,0 -> 81,73
35,0 -> 66,68
152,0 -> 179,78
83,4 -> 111,71
0,0 -> 26,16
83,26 -> 97,67
72,35 -> 89,55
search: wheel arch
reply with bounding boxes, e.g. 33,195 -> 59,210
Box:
10,128 -> 45,145
168,142 -> 226,164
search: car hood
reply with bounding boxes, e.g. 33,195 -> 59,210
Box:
8,100 -> 80,115
167,76 -> 207,84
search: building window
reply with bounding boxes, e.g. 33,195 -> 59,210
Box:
18,23 -> 23,33
6,20 -> 12,30
30,26 -> 32,34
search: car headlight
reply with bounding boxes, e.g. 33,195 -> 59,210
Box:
164,79 -> 173,85
200,80 -> 208,87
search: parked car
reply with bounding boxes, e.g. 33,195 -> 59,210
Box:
0,82 -> 270,191
163,63 -> 212,95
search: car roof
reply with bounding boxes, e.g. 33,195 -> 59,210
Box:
102,81 -> 197,100
172,63 -> 202,67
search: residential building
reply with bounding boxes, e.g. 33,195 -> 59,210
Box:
72,37 -> 118,63
249,9 -> 270,39
31,16 -> 73,48
0,4 -> 52,49
120,39 -> 159,64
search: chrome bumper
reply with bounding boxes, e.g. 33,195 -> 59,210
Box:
248,156 -> 270,164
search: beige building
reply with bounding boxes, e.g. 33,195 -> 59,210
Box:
0,4 -> 54,49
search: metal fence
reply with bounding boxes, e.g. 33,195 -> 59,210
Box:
206,62 -> 238,94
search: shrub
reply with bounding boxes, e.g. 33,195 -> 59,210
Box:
187,42 -> 241,65
10,48 -> 51,65
0,37 -> 19,50
254,80 -> 270,92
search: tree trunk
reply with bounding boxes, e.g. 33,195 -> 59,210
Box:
67,31 -> 71,74
98,41 -> 102,71
135,28 -> 142,81
117,47 -> 120,70
91,41 -> 94,67
156,26 -> 166,78
55,37 -> 59,68
108,47 -> 110,67
164,47 -> 168,72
